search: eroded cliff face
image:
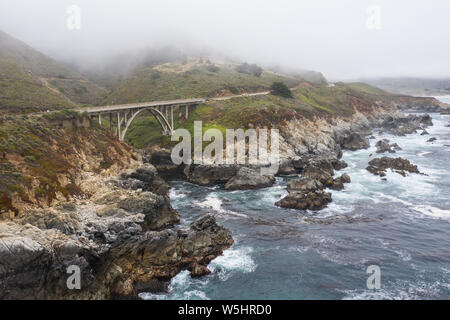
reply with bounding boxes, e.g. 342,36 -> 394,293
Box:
0,113 -> 233,299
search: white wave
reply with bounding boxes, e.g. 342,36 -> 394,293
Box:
342,279 -> 444,300
196,193 -> 249,218
413,205 -> 450,219
209,246 -> 257,281
169,188 -> 187,200
417,151 -> 432,157
374,193 -> 450,220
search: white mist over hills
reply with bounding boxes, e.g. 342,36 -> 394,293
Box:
0,0 -> 450,80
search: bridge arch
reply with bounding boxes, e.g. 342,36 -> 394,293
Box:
119,107 -> 173,141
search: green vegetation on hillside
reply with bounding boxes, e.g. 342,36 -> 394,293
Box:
0,56 -> 76,114
0,111 -> 134,214
124,83 -> 383,148
270,82 -> 293,98
0,30 -> 106,111
103,61 -> 301,105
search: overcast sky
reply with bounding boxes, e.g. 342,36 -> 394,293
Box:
1,0 -> 450,80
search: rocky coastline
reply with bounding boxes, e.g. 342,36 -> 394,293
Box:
149,106 -> 435,212
0,100 -> 440,299
0,160 -> 233,299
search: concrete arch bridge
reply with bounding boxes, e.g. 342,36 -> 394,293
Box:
78,99 -> 205,141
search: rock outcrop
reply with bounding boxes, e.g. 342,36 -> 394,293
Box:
366,157 -> 421,177
224,167 -> 275,190
0,163 -> 233,299
381,114 -> 433,136
375,139 -> 402,154
276,190 -> 332,211
341,133 -> 370,151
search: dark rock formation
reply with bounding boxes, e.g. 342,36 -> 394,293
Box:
0,164 -> 233,299
381,114 -> 433,136
341,133 -> 370,151
329,174 -> 351,191
366,157 -> 421,177
147,148 -> 186,180
375,139 -> 402,154
331,159 -> 348,171
287,177 -> 323,194
224,167 -> 275,190
275,190 -> 332,211
186,164 -> 238,186
427,137 -> 437,143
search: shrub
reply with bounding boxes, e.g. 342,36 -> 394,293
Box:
270,82 -> 293,98
235,63 -> 263,77
207,65 -> 220,73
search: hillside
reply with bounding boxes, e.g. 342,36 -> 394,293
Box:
0,30 -> 106,112
102,58 -> 303,105
125,82 -> 409,148
0,110 -> 136,214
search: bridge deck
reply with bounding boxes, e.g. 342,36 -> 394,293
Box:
77,98 -> 206,114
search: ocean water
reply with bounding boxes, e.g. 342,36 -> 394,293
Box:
141,109 -> 450,300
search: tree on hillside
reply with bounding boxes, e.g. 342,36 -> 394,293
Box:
270,82 -> 293,98
235,63 -> 263,77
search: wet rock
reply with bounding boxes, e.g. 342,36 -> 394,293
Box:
117,192 -> 179,231
381,114 -> 433,136
278,159 -> 297,175
331,159 -> 348,171
427,137 -> 437,143
187,164 -> 238,186
148,148 -> 186,180
366,157 -> 421,177
301,158 -> 335,185
421,130 -> 429,136
375,139 -> 401,154
118,164 -> 169,196
224,167 -> 275,190
190,263 -> 211,278
341,133 -> 370,151
287,177 -> 323,193
275,190 -> 332,211
329,174 -> 351,191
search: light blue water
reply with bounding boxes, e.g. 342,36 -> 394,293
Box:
141,109 -> 450,300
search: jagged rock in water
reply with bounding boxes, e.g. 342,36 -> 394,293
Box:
341,133 -> 370,151
224,167 -> 275,190
375,139 -> 401,154
301,158 -> 335,185
331,159 -> 348,171
278,159 -> 297,175
187,164 -> 238,186
381,114 -> 433,136
287,177 -> 323,193
366,157 -> 421,177
421,130 -> 429,136
275,190 -> 332,211
427,137 -> 437,143
0,163 -> 233,299
329,174 -> 351,191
